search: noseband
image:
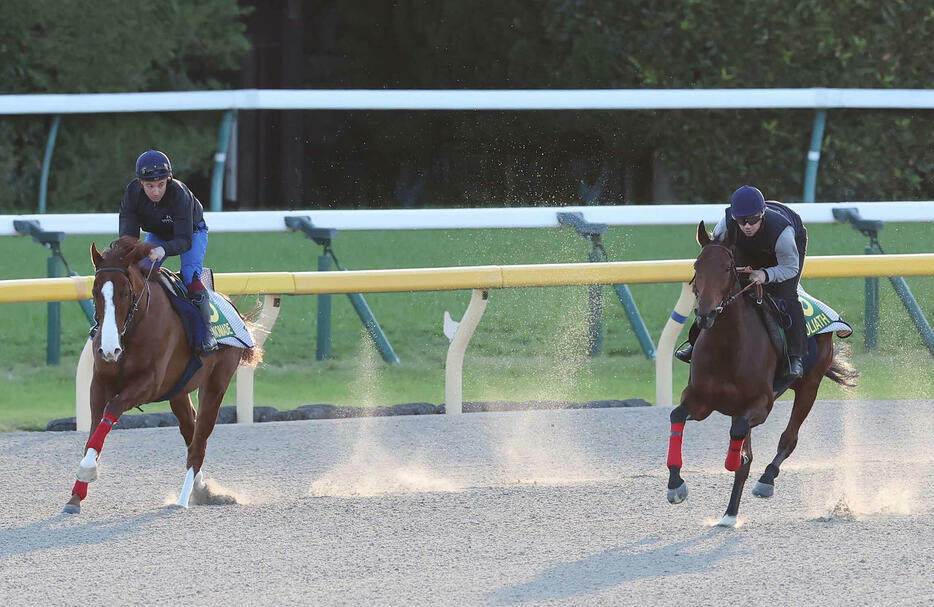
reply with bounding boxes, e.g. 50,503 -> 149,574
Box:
94,264 -> 153,337
693,243 -> 760,315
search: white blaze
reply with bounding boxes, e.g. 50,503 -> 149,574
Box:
100,281 -> 122,360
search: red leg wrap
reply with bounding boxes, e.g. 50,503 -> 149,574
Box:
86,413 -> 118,453
72,480 -> 88,500
667,422 -> 685,468
725,438 -> 744,471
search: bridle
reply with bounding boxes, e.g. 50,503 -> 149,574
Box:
692,243 -> 761,316
94,263 -> 155,337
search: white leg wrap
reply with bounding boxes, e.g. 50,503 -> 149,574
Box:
76,448 -> 100,482
176,467 -> 195,508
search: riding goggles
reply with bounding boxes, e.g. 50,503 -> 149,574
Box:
733,212 -> 764,226
137,163 -> 172,179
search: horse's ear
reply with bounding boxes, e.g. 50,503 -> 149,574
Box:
696,221 -> 711,247
90,242 -> 103,269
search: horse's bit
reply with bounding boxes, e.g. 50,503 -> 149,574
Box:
94,263 -> 155,336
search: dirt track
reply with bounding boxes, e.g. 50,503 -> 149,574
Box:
2,400 -> 932,606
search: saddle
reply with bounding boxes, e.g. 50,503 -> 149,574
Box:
748,290 -> 816,394
155,267 -> 215,300
148,267 -> 215,402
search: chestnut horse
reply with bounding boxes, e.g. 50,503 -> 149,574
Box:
63,236 -> 260,514
666,222 -> 858,526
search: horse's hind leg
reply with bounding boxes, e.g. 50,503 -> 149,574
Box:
177,360 -> 236,507
720,418 -> 752,527
666,404 -> 690,504
753,381 -> 820,498
169,393 -> 196,448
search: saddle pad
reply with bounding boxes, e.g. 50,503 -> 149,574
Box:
798,286 -> 853,338
208,291 -> 255,349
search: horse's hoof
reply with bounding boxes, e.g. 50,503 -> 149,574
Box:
752,481 -> 774,498
667,482 -> 688,504
717,514 -> 738,528
61,503 -> 81,515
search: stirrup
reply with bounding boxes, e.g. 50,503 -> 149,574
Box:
788,356 -> 804,378
200,334 -> 218,355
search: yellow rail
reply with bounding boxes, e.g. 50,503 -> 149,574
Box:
2,253 -> 933,304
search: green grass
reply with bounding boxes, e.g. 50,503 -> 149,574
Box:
1,221 -> 932,431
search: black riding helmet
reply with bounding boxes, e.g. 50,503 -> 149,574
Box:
135,150 -> 172,181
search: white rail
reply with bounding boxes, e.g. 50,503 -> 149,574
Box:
3,200 -> 934,236
4,88 -> 934,115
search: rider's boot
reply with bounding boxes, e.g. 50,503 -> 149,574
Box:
674,344 -> 693,363
786,312 -> 807,379
190,289 -> 218,355
675,322 -> 700,364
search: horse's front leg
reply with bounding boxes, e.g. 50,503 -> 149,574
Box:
63,380 -> 112,514
666,404 -> 690,504
68,390 -> 144,504
720,416 -> 752,527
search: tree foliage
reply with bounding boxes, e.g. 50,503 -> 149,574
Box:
0,0 -> 249,212
310,0 -> 934,205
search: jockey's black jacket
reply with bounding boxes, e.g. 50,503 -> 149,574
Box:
725,201 -> 807,270
118,179 -> 206,256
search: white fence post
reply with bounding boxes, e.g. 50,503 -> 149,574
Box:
74,339 -> 94,433
655,282 -> 696,407
236,294 -> 281,424
444,289 -> 490,414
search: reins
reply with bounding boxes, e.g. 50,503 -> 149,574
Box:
694,243 -> 763,315
95,262 -> 155,336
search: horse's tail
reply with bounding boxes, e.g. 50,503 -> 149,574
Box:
236,299 -> 266,368
825,342 -> 859,388
239,343 -> 264,367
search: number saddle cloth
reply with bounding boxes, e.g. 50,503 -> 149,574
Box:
754,284 -> 852,393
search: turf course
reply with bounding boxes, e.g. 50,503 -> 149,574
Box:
1,220 -> 931,431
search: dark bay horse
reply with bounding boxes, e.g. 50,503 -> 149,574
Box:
666,222 -> 858,526
64,236 -> 261,514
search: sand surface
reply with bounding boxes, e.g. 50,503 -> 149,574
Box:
2,400 -> 932,606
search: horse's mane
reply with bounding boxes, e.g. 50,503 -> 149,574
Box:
101,236 -> 153,269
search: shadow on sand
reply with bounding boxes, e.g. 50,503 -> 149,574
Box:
0,507 -> 179,558
490,529 -> 741,605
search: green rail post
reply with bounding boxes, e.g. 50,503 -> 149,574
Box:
610,283 -> 657,359
888,274 -> 934,355
285,216 -> 400,365
557,212 -> 656,360
833,208 -> 934,355
346,292 -> 400,364
14,220 -> 93,363
210,110 -> 235,212
38,114 -> 62,213
46,252 -> 62,364
316,253 -> 332,360
586,245 -> 604,356
802,109 -> 827,203
864,243 -> 879,350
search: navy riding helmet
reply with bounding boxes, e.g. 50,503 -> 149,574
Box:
730,185 -> 766,218
135,150 -> 173,181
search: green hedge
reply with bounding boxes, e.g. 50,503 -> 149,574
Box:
0,0 -> 249,212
